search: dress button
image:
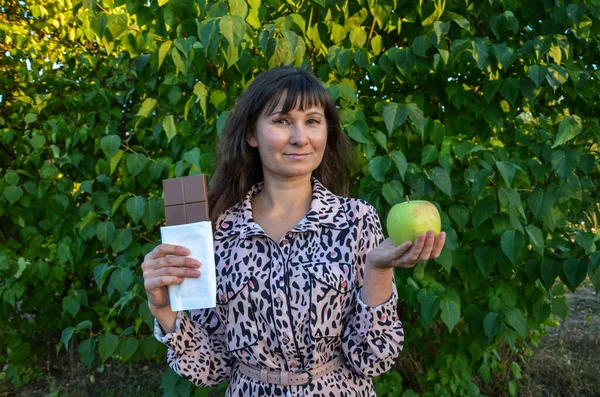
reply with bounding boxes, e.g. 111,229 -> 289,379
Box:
275,262 -> 282,271
282,336 -> 290,345
278,278 -> 285,288
290,361 -> 299,369
275,295 -> 283,304
282,238 -> 289,245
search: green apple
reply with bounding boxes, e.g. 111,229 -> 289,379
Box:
386,197 -> 441,246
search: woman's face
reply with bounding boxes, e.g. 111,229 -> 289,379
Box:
247,96 -> 328,181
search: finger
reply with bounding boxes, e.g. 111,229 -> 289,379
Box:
406,233 -> 427,262
429,232 -> 446,259
147,244 -> 190,260
144,276 -> 185,291
416,230 -> 436,262
391,240 -> 414,259
144,256 -> 201,271
144,267 -> 201,281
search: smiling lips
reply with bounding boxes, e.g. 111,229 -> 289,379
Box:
285,153 -> 311,158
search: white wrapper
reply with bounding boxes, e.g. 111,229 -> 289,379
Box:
160,221 -> 216,311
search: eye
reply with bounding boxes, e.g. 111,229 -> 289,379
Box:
306,118 -> 322,125
272,118 -> 289,125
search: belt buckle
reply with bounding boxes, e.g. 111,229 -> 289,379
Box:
294,369 -> 313,385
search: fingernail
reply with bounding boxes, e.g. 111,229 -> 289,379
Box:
191,270 -> 201,276
180,247 -> 190,255
194,260 -> 201,267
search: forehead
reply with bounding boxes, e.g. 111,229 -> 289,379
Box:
262,88 -> 326,116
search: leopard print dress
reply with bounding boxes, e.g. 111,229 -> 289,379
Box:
155,177 -> 405,396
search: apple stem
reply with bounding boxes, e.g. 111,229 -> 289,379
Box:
405,195 -> 410,204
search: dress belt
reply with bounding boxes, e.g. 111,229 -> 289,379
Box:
237,356 -> 344,386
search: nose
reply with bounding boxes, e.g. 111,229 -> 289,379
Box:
289,122 -> 309,145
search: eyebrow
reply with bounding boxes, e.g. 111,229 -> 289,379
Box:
268,110 -> 325,117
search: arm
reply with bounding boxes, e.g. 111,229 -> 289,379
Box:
154,308 -> 234,387
342,204 -> 405,378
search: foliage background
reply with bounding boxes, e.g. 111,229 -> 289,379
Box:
1,0 -> 599,395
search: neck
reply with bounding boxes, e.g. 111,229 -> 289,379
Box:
254,175 -> 313,215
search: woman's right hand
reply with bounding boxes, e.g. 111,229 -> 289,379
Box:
141,244 -> 202,314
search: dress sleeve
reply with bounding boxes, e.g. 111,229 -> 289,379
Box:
154,308 -> 234,387
342,203 -> 405,378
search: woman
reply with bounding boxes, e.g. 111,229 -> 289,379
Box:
142,66 -> 446,396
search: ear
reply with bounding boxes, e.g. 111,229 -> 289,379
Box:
246,129 -> 258,148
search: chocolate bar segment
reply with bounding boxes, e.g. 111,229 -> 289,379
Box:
163,174 -> 210,225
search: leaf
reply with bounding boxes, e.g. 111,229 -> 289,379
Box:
421,145 -> 439,166
501,230 -> 524,265
126,196 -> 146,224
368,156 -> 391,182
528,65 -> 547,87
349,26 -> 366,48
219,15 -> 245,47
528,186 -> 558,219
107,14 -> 128,39
158,40 -> 172,69
435,246 -> 452,272
111,229 -> 132,253
137,98 -> 157,118
495,161 -> 516,187
563,258 -> 587,288
449,205 -> 469,229
390,151 -> 408,180
4,185 -> 23,205
427,167 -> 452,196
98,334 -> 119,363
100,135 -> 121,158
440,298 -> 461,333
77,339 -> 96,368
346,120 -> 372,144
475,246 -> 495,277
501,308 -> 526,339
382,103 -> 408,136
382,181 -> 404,205
406,103 -> 425,140
550,150 -> 579,179
95,222 -> 116,247
109,149 -> 124,175
61,327 -> 76,352
119,338 -> 139,361
126,153 -> 147,177
483,312 -> 501,339
524,225 -> 544,256
552,115 -> 582,148
142,199 -> 164,231
24,113 -> 38,124
170,48 -> 185,74
109,268 -> 134,294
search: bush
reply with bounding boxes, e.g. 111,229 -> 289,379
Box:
1,0 -> 599,395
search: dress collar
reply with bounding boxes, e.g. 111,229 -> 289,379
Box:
214,177 -> 349,240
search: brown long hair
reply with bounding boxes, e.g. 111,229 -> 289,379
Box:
207,66 -> 356,228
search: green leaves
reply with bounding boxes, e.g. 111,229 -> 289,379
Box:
126,153 -> 147,177
382,103 -> 408,136
101,135 -> 121,158
137,98 -> 157,118
98,333 -> 119,362
552,115 -> 582,148
501,230 -> 524,265
427,167 -> 452,196
3,186 -> 23,205
440,295 -> 461,333
126,196 -> 146,224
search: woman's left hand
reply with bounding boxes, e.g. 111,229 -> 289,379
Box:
367,230 -> 446,270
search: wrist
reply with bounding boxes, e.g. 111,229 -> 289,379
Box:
366,258 -> 393,275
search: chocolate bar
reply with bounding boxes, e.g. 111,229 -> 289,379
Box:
163,174 -> 209,225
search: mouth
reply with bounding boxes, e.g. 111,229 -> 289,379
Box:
284,153 -> 311,158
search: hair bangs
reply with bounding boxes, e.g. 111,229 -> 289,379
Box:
262,74 -> 330,116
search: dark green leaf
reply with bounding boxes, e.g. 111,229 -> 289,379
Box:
126,153 -> 147,177
100,135 -> 121,158
109,268 -> 134,294
501,230 -> 524,265
427,167 -> 452,196
98,333 -> 119,363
